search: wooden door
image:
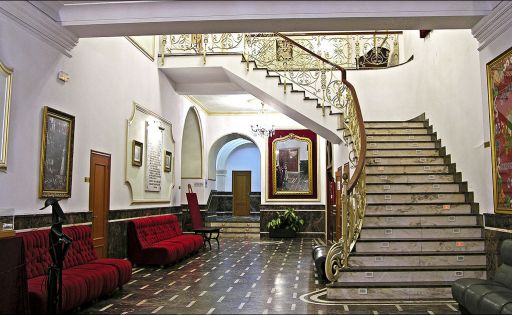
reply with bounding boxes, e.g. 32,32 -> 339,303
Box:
89,151 -> 111,258
232,171 -> 251,216
279,149 -> 298,172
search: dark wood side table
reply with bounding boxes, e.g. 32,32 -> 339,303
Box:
0,235 -> 29,315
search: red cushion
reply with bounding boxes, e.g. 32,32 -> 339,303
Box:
92,258 -> 132,286
28,273 -> 89,314
165,235 -> 203,254
71,263 -> 119,296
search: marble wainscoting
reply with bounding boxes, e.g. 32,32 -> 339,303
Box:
206,191 -> 261,216
1,211 -> 92,230
260,204 -> 325,237
484,213 -> 512,278
108,206 -> 182,258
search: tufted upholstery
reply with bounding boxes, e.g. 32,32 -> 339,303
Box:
127,214 -> 203,266
19,225 -> 132,315
452,239 -> 512,314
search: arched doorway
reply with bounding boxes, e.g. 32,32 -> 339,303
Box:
181,107 -> 204,199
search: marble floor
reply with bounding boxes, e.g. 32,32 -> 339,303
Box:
80,238 -> 461,314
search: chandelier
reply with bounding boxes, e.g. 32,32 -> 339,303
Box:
251,102 -> 275,138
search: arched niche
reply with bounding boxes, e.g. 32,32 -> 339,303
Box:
207,133 -> 256,181
181,107 -> 203,179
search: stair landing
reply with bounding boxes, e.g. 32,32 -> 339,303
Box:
206,215 -> 260,239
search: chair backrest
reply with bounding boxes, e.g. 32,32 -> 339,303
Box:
494,239 -> 512,289
186,184 -> 204,230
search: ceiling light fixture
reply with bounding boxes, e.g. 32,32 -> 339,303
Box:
251,102 -> 275,138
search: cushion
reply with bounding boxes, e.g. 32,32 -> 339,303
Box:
494,264 -> 512,289
452,278 -> 495,305
72,263 -> 119,296
464,283 -> 510,315
478,291 -> 512,314
92,258 -> 132,286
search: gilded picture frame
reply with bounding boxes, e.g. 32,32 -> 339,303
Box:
0,60 -> 13,170
488,46 -> 512,214
132,140 -> 143,167
39,106 -> 75,198
268,129 -> 318,200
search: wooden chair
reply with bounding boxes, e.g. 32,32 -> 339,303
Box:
186,184 -> 220,250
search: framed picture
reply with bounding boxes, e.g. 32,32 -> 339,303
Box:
0,60 -> 13,170
164,150 -> 172,172
132,140 -> 143,167
488,46 -> 512,214
39,106 -> 75,198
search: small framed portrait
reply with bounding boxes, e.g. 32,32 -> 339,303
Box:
132,140 -> 143,167
164,150 -> 172,172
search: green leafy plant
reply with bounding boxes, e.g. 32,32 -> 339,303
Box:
267,208 -> 304,232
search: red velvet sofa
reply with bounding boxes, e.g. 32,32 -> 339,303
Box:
127,214 -> 203,266
19,225 -> 132,315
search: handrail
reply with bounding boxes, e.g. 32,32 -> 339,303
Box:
274,33 -> 366,194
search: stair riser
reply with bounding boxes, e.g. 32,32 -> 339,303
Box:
326,287 -> 451,300
365,122 -> 426,128
350,255 -> 486,267
366,174 -> 454,184
360,228 -> 482,239
338,270 -> 485,283
207,222 -> 260,228
367,135 -> 433,141
214,227 -> 260,233
368,142 -> 437,149
367,184 -> 460,193
355,241 -> 485,253
367,157 -> 445,165
221,233 -> 260,239
368,149 -> 440,157
366,165 -> 449,174
363,216 -> 478,227
365,204 -> 472,215
367,193 -> 466,204
366,129 -> 429,135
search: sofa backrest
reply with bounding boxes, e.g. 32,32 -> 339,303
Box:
128,215 -> 183,249
495,239 -> 512,289
19,225 -> 98,279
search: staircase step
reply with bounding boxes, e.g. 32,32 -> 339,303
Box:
360,226 -> 482,239
366,174 -> 454,184
366,165 -> 448,174
207,222 -> 260,228
367,157 -> 445,165
337,266 -> 486,283
367,193 -> 466,204
367,135 -> 433,142
365,204 -> 472,215
367,183 -> 460,193
365,122 -> 426,128
366,128 -> 430,135
368,149 -> 440,157
326,282 -> 453,300
355,239 -> 485,253
368,142 -> 437,149
350,252 -> 486,267
363,214 -> 478,227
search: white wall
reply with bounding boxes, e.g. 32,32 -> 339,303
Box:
348,29 -> 490,212
477,25 -> 512,214
224,143 -> 261,192
0,15 -> 190,214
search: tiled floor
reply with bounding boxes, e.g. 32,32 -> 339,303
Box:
80,238 -> 461,314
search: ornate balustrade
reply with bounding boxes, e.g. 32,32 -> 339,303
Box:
159,31 -> 368,283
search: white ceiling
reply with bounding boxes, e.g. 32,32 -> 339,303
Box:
192,94 -> 276,113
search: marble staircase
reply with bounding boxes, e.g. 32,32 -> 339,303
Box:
205,216 -> 260,239
326,117 -> 486,301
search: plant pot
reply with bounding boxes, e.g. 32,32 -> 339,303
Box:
269,228 -> 297,238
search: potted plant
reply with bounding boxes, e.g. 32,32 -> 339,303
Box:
267,208 -> 304,238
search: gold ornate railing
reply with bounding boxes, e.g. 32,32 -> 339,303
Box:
159,32 -> 367,283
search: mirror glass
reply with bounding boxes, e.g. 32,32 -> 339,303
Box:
272,134 -> 312,195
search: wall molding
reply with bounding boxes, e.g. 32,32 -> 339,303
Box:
472,1 -> 512,51
0,1 -> 78,57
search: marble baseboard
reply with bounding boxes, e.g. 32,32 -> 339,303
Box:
484,214 -> 512,279
207,192 -> 261,215
260,208 -> 325,233
1,211 -> 92,230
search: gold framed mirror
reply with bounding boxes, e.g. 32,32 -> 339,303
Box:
0,60 -> 13,170
268,129 -> 318,199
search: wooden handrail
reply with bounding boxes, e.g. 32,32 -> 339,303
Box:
274,32 -> 366,193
